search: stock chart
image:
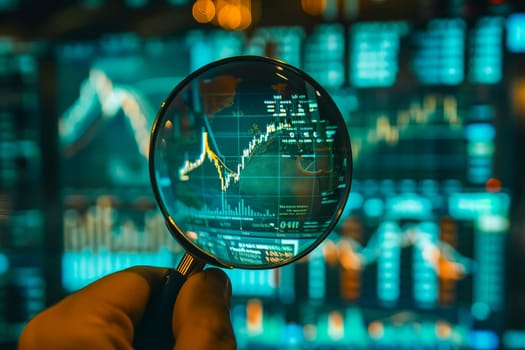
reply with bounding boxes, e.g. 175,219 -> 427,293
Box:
53,13 -> 520,350
150,59 -> 351,267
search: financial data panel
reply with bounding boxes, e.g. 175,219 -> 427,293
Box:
54,13 -> 524,350
0,41 -> 46,344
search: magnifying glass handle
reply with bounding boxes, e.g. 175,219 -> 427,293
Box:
133,253 -> 204,350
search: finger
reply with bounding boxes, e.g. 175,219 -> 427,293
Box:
18,266 -> 167,349
173,268 -> 236,350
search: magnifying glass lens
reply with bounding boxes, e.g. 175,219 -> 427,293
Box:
150,56 -> 352,268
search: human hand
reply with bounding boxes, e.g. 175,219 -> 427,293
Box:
18,267 -> 236,350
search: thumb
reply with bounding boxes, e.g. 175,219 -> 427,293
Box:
172,268 -> 236,350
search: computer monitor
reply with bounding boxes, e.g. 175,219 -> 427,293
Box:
54,12 -> 523,350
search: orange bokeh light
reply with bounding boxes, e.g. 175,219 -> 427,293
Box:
435,321 -> 452,339
237,3 -> 252,30
193,0 -> 253,30
218,3 -> 242,30
485,177 -> 502,192
192,0 -> 216,23
368,321 -> 384,339
301,0 -> 326,16
246,299 -> 263,331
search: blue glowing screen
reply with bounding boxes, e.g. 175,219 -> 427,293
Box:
51,12 -> 523,350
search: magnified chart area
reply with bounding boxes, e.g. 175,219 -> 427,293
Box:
153,59 -> 351,267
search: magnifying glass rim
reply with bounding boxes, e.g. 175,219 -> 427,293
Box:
149,55 -> 353,270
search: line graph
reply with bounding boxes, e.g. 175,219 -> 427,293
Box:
350,94 -> 463,162
320,220 -> 473,306
60,68 -> 160,159
328,221 -> 472,278
179,121 -> 291,191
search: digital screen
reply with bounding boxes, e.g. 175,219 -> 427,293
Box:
52,10 -> 525,350
187,30 -> 245,71
469,17 -> 504,84
349,21 -> 408,87
0,40 -> 45,344
244,26 -> 304,68
303,24 -> 346,88
411,19 -> 466,85
507,13 -> 525,53
56,35 -> 193,291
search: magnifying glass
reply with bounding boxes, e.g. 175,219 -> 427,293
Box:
133,56 -> 352,349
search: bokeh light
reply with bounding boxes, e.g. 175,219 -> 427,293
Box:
301,0 -> 326,16
192,0 -> 216,23
218,3 -> 242,30
193,0 -> 253,30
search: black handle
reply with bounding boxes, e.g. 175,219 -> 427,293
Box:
133,268 -> 186,350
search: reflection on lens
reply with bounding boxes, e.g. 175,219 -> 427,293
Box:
151,56 -> 352,268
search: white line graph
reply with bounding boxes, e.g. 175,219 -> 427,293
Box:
60,68 -> 160,158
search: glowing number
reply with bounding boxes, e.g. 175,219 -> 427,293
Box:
279,221 -> 300,230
